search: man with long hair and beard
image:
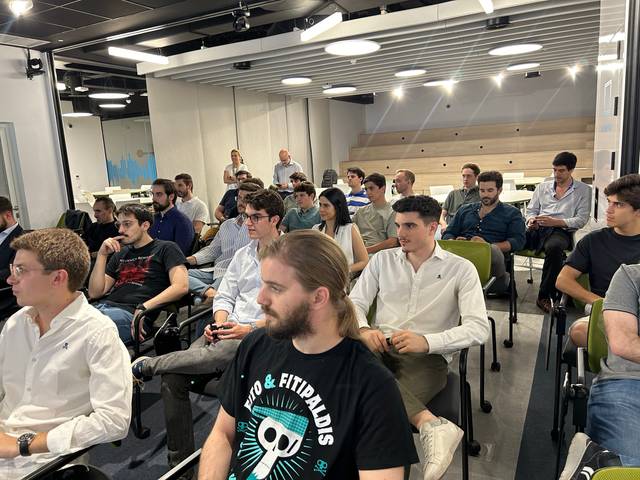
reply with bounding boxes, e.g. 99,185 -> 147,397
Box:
198,230 -> 418,480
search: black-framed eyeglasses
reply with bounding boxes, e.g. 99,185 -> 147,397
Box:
247,214 -> 271,223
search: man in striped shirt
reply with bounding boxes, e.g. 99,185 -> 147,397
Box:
346,166 -> 370,217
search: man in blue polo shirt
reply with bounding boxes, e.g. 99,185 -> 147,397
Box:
443,170 -> 526,293
149,178 -> 194,255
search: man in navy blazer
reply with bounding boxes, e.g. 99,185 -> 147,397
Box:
0,196 -> 24,318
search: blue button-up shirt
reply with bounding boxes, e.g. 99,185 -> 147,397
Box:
526,179 -> 591,230
272,160 -> 303,192
443,201 -> 526,251
149,206 -> 195,255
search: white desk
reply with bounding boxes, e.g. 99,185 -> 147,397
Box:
515,177 -> 546,187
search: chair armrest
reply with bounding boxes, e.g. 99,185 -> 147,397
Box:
179,309 -> 213,333
576,347 -> 586,385
158,448 -> 202,480
22,446 -> 93,480
482,276 -> 496,295
459,348 -> 469,381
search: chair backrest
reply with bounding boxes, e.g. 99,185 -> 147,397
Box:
587,298 -> 607,374
438,240 -> 491,285
502,179 -> 516,191
57,209 -> 92,235
429,185 -> 454,196
321,169 -> 338,188
426,371 -> 460,424
573,274 -> 591,311
503,172 -> 525,179
592,467 -> 640,480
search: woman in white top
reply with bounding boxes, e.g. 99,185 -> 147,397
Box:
223,149 -> 248,190
313,187 -> 368,275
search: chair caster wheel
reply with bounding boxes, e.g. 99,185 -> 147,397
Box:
469,440 -> 481,456
481,401 -> 492,413
503,339 -> 513,348
527,279 -> 533,284
491,362 -> 501,372
134,427 -> 150,439
551,429 -> 559,441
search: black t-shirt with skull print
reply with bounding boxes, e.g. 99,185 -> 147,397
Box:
219,329 -> 419,479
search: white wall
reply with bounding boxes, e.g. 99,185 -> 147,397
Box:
61,101 -> 108,194
0,45 -> 67,228
330,100 -> 366,169
365,68 -> 597,133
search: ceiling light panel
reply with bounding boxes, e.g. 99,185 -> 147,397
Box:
108,46 -> 169,65
89,92 -> 130,100
322,85 -> 356,94
506,62 -> 541,71
325,40 -> 380,56
395,68 -> 427,78
488,43 -> 543,56
281,76 -> 312,85
301,12 -> 343,42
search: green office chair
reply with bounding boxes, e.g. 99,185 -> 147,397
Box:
555,299 -> 607,477
437,240 -> 499,413
592,467 -> 640,480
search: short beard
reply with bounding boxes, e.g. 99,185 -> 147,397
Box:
264,302 -> 312,340
152,202 -> 166,212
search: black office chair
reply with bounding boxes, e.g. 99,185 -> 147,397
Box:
22,446 -> 112,480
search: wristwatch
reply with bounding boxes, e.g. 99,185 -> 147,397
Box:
250,322 -> 258,331
17,432 -> 36,456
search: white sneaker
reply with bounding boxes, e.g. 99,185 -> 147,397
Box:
419,417 -> 463,480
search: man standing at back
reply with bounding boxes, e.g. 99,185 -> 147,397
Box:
525,151 -> 591,312
150,178 -> 195,255
1,228 -> 131,479
440,163 -> 481,229
198,230 -> 419,479
0,197 -> 23,319
346,167 -> 370,216
175,173 -> 210,236
83,197 -> 118,259
353,173 -> 398,254
273,148 -> 302,199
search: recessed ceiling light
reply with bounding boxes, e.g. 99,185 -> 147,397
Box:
506,62 -> 540,71
392,87 -> 404,99
9,0 -> 33,16
325,39 -> 380,56
89,92 -> 130,100
488,43 -> 542,56
75,86 -> 89,92
423,79 -> 458,87
108,46 -> 169,65
56,82 -> 66,91
99,103 -> 126,109
322,85 -> 357,95
395,68 -> 426,78
281,76 -> 312,85
493,73 -> 504,86
62,112 -> 92,118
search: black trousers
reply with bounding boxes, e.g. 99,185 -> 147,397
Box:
538,230 -> 571,300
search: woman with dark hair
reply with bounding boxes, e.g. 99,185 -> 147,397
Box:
313,187 -> 368,275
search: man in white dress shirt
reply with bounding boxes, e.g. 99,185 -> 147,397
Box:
0,228 -> 131,479
350,195 -> 490,480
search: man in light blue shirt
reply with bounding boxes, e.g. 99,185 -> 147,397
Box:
524,151 -> 591,312
131,189 -> 284,474
273,148 -> 303,199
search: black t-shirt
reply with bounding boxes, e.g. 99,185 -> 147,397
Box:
219,190 -> 238,219
104,239 -> 186,311
220,329 -> 418,479
83,221 -> 119,253
566,227 -> 640,297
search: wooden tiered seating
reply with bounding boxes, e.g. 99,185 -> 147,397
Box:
341,117 -> 594,194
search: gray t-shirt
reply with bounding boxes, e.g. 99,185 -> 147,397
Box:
600,264 -> 640,382
352,202 -> 397,247
442,187 -> 480,223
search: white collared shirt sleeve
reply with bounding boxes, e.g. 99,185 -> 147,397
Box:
46,326 -> 132,454
525,184 -> 542,221
423,261 -> 490,355
349,255 -> 381,329
212,247 -> 244,317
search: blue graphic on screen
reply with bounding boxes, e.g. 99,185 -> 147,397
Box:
107,153 -> 157,188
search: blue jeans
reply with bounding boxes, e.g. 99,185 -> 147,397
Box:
187,270 -> 223,295
93,303 -> 135,345
587,378 -> 640,466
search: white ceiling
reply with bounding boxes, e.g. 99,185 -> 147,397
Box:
139,0 -> 602,99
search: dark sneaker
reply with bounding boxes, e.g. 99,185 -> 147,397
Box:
536,297 -> 552,313
131,356 -> 152,386
560,433 -> 622,480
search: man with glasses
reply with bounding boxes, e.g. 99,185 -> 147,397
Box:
1,228 -> 131,479
88,203 -> 189,345
443,171 -> 526,293
0,196 -> 23,319
186,182 -> 259,306
131,189 -> 284,477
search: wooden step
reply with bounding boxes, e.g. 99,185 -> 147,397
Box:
359,117 -> 595,147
